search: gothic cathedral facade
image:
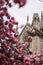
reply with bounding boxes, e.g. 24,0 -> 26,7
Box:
19,11 -> 43,54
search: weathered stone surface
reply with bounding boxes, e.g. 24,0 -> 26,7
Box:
19,12 -> 43,54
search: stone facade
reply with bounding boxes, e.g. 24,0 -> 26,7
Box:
18,12 -> 43,54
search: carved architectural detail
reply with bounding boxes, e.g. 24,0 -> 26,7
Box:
19,12 -> 43,54
40,11 -> 43,33
32,13 -> 40,30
